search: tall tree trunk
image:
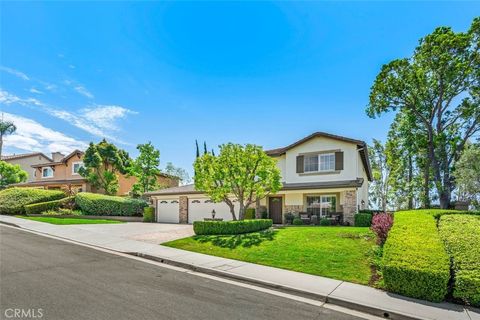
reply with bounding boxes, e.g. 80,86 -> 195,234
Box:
408,154 -> 413,209
422,160 -> 431,208
238,201 -> 245,220
0,134 -> 3,159
227,203 -> 237,221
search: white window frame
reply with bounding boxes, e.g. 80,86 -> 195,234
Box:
304,153 -> 335,173
306,194 -> 337,217
42,167 -> 54,179
72,161 -> 84,175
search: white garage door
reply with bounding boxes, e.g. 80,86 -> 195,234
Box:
188,199 -> 239,223
157,199 -> 180,223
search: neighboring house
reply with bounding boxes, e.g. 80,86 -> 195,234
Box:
1,152 -> 53,182
14,150 -> 179,195
146,132 -> 372,225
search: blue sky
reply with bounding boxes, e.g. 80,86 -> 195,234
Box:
1,1 -> 478,175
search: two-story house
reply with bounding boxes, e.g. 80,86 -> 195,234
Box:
15,150 -> 179,196
146,132 -> 372,224
1,152 -> 53,182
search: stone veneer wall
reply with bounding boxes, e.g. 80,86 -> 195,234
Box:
179,196 -> 188,224
284,205 -> 304,214
342,190 -> 357,225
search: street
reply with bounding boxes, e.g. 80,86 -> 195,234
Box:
0,226 -> 363,320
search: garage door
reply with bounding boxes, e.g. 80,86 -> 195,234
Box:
188,199 -> 239,223
157,199 -> 180,223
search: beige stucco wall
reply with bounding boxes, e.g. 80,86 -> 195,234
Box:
4,155 -> 51,182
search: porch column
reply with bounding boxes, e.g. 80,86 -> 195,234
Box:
342,190 -> 357,225
179,196 -> 188,224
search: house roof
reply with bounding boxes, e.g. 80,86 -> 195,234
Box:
145,179 -> 365,196
1,152 -> 52,162
12,178 -> 87,187
265,132 -> 372,181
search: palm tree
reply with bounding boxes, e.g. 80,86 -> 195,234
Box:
0,116 -> 17,158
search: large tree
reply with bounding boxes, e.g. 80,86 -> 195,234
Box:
79,139 -> 131,195
0,117 -> 17,158
130,142 -> 161,195
164,162 -> 191,185
453,143 -> 480,210
367,18 -> 480,208
194,143 -> 282,220
0,160 -> 27,189
369,139 -> 391,212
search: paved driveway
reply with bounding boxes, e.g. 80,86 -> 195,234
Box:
66,222 -> 194,244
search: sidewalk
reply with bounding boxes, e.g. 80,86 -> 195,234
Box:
1,215 -> 478,320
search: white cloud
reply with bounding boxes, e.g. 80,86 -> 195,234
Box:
81,105 -> 137,131
73,85 -> 93,99
2,113 -> 87,155
29,88 -> 43,94
0,66 -> 30,81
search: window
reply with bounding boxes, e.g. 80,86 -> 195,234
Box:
42,167 -> 53,178
304,153 -> 335,172
306,195 -> 337,217
72,161 -> 84,175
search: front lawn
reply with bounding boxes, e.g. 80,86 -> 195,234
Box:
16,216 -> 124,225
164,226 -> 375,284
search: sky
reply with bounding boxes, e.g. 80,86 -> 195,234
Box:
1,1 -> 479,175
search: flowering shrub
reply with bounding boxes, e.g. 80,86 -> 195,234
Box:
371,213 -> 393,245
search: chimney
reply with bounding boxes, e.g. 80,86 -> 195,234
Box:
51,152 -> 65,162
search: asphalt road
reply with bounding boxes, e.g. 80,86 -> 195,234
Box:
0,226 -> 362,320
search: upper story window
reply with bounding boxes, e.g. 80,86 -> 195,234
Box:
304,153 -> 335,172
42,167 -> 53,178
72,161 -> 84,175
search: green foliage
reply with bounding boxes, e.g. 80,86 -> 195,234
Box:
17,216 -> 123,225
320,218 -> 331,226
368,139 -> 391,212
24,196 -> 74,215
355,213 -> 372,227
193,219 -> 273,235
244,208 -> 256,220
0,188 -> 66,215
439,215 -> 480,306
284,212 -> 295,224
0,161 -> 28,189
0,119 -> 17,158
75,192 -> 147,216
79,139 -> 131,195
382,211 -> 450,302
292,217 -> 303,225
143,207 -> 155,223
42,208 -> 82,216
454,144 -> 480,210
130,142 -> 161,196
194,143 -> 282,220
164,162 -> 190,185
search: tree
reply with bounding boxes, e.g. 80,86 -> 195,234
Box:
78,139 -> 131,195
130,142 -> 161,195
0,160 -> 27,189
453,143 -> 480,209
368,139 -> 391,212
367,18 -> 480,208
0,117 -> 17,158
164,162 -> 191,185
194,143 -> 281,220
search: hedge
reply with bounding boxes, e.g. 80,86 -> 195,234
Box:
25,196 -> 74,215
382,210 -> 450,302
75,192 -> 148,216
0,188 -> 66,215
143,207 -> 155,223
439,215 -> 480,307
244,208 -> 256,219
354,213 -> 372,227
193,219 -> 273,235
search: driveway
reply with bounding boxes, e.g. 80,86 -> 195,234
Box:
65,222 -> 194,244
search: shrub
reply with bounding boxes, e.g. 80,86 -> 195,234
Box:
319,218 -> 331,226
25,196 -> 74,215
284,212 -> 295,224
358,209 -> 375,214
382,210 -> 450,302
75,192 -> 147,216
43,208 -> 82,216
143,207 -> 155,223
193,219 -> 273,235
244,208 -> 256,220
292,217 -> 303,225
261,211 -> 269,219
354,213 -> 372,227
371,213 -> 393,245
439,215 -> 480,307
0,188 -> 66,215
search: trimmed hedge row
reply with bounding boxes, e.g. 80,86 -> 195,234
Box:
354,213 -> 372,227
0,188 -> 66,215
75,192 -> 147,216
24,196 -> 74,215
143,207 -> 155,223
382,210 -> 450,302
193,219 -> 273,235
439,214 -> 480,307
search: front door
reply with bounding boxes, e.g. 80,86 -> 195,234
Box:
269,197 -> 283,224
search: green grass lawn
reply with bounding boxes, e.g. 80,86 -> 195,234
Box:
164,226 -> 375,284
16,216 -> 124,225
